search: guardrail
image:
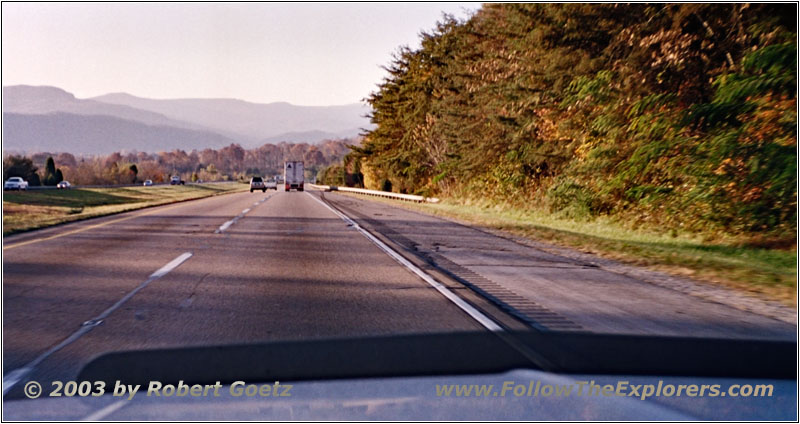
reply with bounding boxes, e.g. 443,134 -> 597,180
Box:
308,183 -> 440,203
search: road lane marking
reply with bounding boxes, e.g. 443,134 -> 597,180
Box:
3,201 -> 189,251
305,192 -> 503,332
216,220 -> 235,233
91,252 -> 194,323
2,369 -> 32,394
2,252 -> 194,396
214,194 -> 272,234
148,251 -> 194,279
82,400 -> 127,421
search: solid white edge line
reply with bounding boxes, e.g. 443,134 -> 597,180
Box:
305,192 -> 503,332
82,399 -> 127,421
2,252 -> 194,396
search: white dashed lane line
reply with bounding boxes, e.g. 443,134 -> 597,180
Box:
214,195 -> 269,234
82,399 -> 127,421
2,252 -> 194,396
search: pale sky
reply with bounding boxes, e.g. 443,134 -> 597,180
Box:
2,2 -> 478,106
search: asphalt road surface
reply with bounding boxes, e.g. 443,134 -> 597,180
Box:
320,191 -> 796,338
3,186 -> 794,398
3,187 -> 486,395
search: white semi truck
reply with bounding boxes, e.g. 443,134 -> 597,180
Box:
284,161 -> 304,191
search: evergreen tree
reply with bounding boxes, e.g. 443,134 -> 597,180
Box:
3,156 -> 41,186
43,156 -> 57,186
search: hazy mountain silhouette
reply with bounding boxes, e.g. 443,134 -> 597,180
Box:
91,92 -> 372,143
3,113 -> 233,154
3,85 -> 206,131
2,85 -> 373,154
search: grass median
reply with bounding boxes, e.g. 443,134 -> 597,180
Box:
337,192 -> 796,306
3,183 -> 248,236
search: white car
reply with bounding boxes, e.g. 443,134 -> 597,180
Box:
56,181 -> 72,189
143,180 -> 154,186
4,177 -> 28,191
265,179 -> 278,190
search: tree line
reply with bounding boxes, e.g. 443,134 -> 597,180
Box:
3,139 -> 354,186
319,4 -> 796,238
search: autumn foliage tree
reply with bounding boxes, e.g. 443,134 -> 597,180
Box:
348,3 -> 795,238
10,139 -> 354,188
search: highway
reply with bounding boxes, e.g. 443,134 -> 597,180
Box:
3,188 -> 488,396
3,187 -> 795,398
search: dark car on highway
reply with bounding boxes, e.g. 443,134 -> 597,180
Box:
250,176 -> 266,192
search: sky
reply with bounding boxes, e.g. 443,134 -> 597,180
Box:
2,2 -> 478,106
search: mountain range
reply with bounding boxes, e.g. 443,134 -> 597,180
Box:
2,85 -> 372,154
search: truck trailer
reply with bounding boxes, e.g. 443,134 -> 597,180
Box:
284,161 -> 304,191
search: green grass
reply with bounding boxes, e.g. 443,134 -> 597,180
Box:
343,193 -> 797,306
3,183 -> 247,236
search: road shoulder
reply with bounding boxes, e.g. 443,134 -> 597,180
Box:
317,190 -> 796,337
